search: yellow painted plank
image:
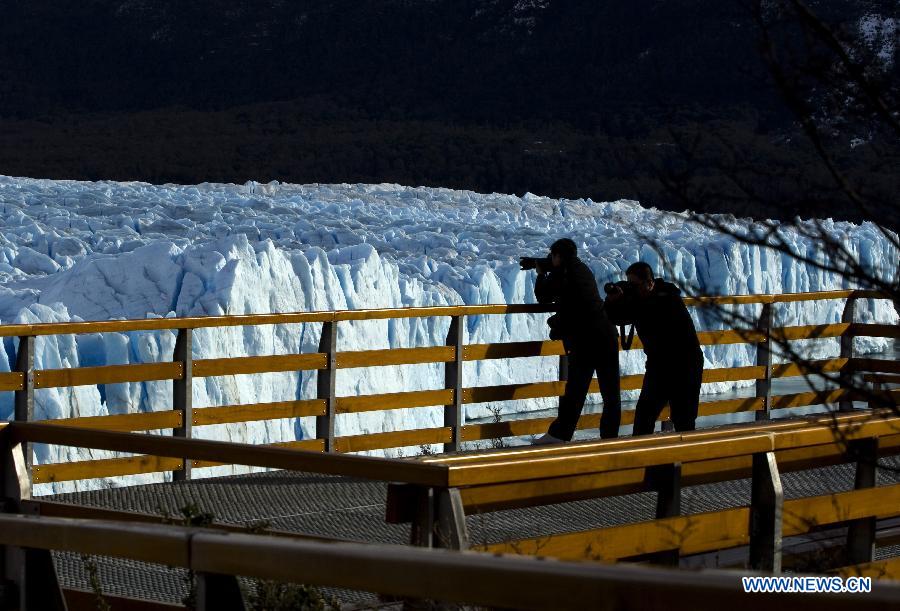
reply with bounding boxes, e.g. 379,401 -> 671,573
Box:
0,290 -> 876,339
838,557 -> 900,581
0,371 -> 24,391
333,427 -> 452,453
36,410 -> 182,432
336,346 -> 455,368
463,341 -> 565,361
476,507 -> 750,561
459,468 -> 648,513
702,365 -> 767,383
335,389 -> 453,414
192,399 -> 326,425
34,362 -> 183,388
772,358 -> 849,378
697,329 -> 766,345
783,484 -> 900,536
33,455 -> 183,484
192,353 -> 326,377
771,323 -> 850,341
447,434 -> 775,487
769,389 -> 852,410
853,323 -> 900,339
698,397 -> 765,416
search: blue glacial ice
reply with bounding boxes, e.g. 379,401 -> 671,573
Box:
0,176 -> 895,493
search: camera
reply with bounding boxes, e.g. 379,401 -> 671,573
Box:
604,279 -> 638,298
519,256 -> 550,271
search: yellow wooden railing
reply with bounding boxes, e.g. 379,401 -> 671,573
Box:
0,288 -> 895,486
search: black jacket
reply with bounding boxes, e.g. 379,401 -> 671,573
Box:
534,257 -> 615,348
605,279 -> 701,364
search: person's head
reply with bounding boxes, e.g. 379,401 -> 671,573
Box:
549,238 -> 577,268
625,261 -> 655,297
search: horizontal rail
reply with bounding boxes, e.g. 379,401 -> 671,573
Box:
696,329 -> 766,345
333,427 -> 452,453
430,410 -> 888,466
192,399 -> 326,426
452,420 -> 900,513
853,323 -> 900,339
478,506 -> 750,560
33,455 -> 184,484
336,346 -> 455,368
10,422 -> 447,486
0,290 -> 888,338
33,437 -> 354,481
429,409 -> 898,469
864,373 -> 900,385
463,340 -> 565,361
192,354 -> 326,377
458,365 -> 766,406
478,483 -> 900,561
335,389 -> 453,414
0,371 -> 24,391
855,358 -> 900,374
33,362 -> 183,388
36,410 -> 182,432
839,557 -> 900,581
782,484 -> 900,536
772,323 -> 850,341
445,433 -> 777,487
3,516 -> 897,611
772,357 -> 849,378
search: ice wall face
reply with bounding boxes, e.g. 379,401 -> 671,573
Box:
0,176 -> 896,493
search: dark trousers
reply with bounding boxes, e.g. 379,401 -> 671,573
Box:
548,333 -> 621,441
632,350 -> 704,436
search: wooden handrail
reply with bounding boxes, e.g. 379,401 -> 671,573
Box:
8,422 -> 447,487
460,413 -> 899,478
423,409 -> 891,466
8,288 -> 897,485
476,483 -> 900,562
0,514 -> 896,610
0,289 -> 889,338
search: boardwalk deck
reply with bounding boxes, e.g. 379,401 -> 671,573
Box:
46,454 -> 900,605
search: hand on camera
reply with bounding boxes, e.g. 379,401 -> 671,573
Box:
604,283 -> 624,302
519,257 -> 549,273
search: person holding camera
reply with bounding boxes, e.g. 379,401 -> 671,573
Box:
604,261 -> 704,435
520,238 -> 621,444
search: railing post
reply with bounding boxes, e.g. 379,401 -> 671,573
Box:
409,486 -> 435,548
173,328 -> 192,482
1,428 -> 46,610
559,339 -> 571,429
195,571 -> 247,611
434,488 -> 469,550
317,321 -> 337,452
755,302 -> 773,422
14,336 -> 35,478
443,315 -> 463,454
648,462 -> 682,565
749,451 -> 783,572
839,296 -> 857,412
846,437 -> 878,565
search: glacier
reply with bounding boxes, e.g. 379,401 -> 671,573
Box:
0,175 -> 895,494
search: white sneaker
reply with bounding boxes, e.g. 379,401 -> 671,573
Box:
532,433 -> 565,446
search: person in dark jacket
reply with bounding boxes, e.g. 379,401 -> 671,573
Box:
605,261 -> 704,435
521,238 -> 621,443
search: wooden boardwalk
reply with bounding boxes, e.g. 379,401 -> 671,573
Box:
0,290 -> 897,610
42,445 -> 900,605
